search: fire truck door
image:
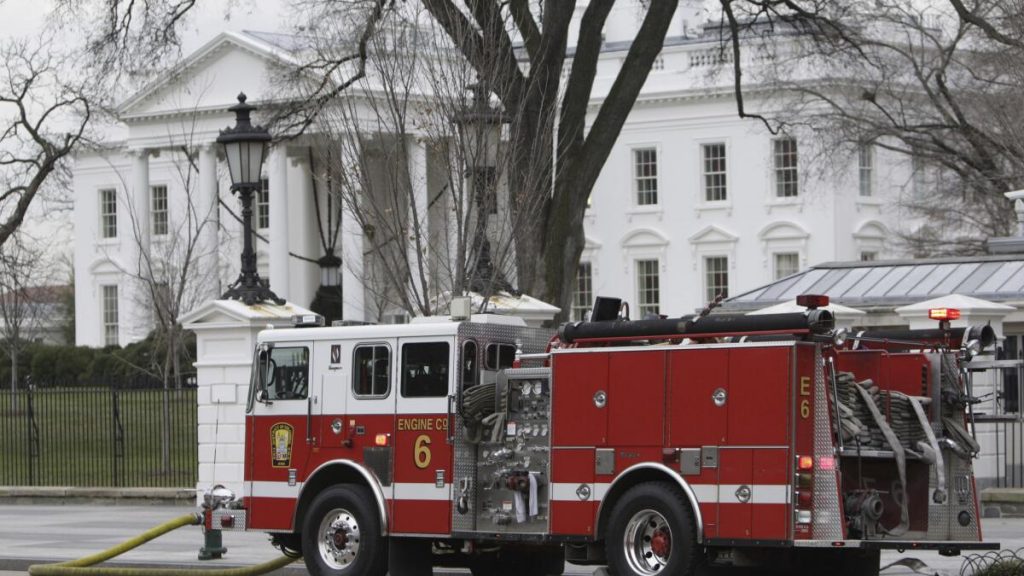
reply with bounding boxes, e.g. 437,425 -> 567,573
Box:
391,337 -> 454,535
313,340 -> 345,447
247,342 -> 315,526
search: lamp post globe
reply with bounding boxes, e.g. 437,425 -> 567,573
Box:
217,93 -> 284,306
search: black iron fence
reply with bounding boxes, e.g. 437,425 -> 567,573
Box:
0,386 -> 197,487
987,418 -> 1024,489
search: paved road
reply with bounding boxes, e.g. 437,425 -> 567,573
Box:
0,504 -> 1018,575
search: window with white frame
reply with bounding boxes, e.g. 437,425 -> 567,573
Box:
860,251 -> 878,262
774,252 -> 800,280
773,137 -> 799,198
702,143 -> 727,202
257,178 -> 270,229
704,256 -> 729,302
633,147 -> 659,206
859,143 -> 874,197
572,262 -> 593,321
102,285 -> 119,347
100,189 -> 117,239
636,259 -> 660,318
151,185 -> 168,236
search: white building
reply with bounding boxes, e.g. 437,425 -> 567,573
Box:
574,7 -> 909,321
73,9 -> 911,346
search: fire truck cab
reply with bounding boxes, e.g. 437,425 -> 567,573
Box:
213,296 -> 998,576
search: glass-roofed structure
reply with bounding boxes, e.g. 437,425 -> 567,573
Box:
721,255 -> 1024,314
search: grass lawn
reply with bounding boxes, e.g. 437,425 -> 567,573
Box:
0,388 -> 197,487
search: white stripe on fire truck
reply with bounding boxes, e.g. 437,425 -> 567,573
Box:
247,481 -> 453,501
392,483 -> 452,501
549,483 -> 790,505
718,484 -> 791,504
248,481 -> 303,499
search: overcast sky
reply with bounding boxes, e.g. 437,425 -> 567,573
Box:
0,0 -> 288,52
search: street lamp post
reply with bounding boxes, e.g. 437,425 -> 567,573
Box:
456,82 -> 514,295
217,93 -> 284,306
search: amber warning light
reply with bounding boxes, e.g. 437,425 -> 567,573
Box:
928,308 -> 961,321
796,294 -> 829,309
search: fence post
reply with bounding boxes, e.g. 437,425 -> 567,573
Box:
26,388 -> 38,486
112,387 -> 125,487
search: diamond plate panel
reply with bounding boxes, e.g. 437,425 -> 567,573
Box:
812,349 -> 844,540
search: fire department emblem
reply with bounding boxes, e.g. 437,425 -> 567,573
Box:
270,423 -> 294,468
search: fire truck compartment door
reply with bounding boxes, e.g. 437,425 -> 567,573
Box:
717,448 -> 754,539
552,351 -> 609,446
391,337 -> 454,535
247,342 -> 316,530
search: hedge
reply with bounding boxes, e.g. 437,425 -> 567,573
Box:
0,331 -> 196,389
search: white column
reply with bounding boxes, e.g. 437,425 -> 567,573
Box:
128,148 -> 152,342
291,154 -> 318,306
130,148 -> 151,273
448,138 -> 466,294
198,144 -> 220,296
341,136 -> 366,321
406,136 -> 430,307
268,146 -> 290,301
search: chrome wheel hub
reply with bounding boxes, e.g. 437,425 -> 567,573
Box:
623,509 -> 672,575
318,508 -> 361,569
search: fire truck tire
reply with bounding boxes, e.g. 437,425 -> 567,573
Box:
604,482 -> 699,576
301,485 -> 387,576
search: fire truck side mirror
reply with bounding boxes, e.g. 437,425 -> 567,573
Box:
255,346 -> 272,404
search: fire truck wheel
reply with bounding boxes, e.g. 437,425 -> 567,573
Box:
302,485 -> 387,576
605,482 -> 699,576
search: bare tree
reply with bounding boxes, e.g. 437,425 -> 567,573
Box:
716,0 -> 1024,254
0,38 -> 90,252
0,233 -> 53,402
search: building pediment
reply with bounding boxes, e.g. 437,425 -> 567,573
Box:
118,31 -> 295,122
853,220 -> 888,240
688,224 -> 738,245
621,228 -> 669,248
758,220 -> 809,240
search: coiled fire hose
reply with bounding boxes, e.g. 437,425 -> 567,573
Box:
28,513 -> 298,576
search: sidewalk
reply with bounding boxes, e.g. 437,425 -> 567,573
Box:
0,503 -> 1020,575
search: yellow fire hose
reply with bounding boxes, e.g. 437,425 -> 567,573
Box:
28,513 -> 299,576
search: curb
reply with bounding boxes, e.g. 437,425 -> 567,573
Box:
0,487 -> 196,507
0,558 -> 307,575
980,487 -> 1024,519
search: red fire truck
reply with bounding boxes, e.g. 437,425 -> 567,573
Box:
206,295 -> 998,576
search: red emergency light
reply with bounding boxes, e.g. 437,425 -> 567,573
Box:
796,294 -> 829,309
797,455 -> 814,471
928,308 -> 961,321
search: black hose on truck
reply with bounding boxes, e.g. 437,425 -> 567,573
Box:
559,310 -> 834,344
